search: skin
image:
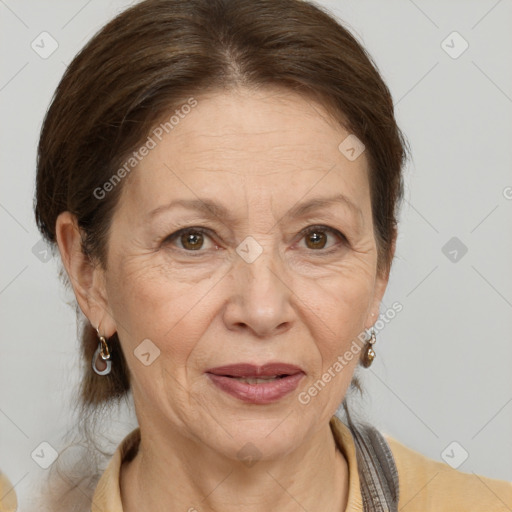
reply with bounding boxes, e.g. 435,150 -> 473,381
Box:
56,86 -> 395,512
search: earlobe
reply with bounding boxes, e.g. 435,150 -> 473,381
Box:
55,211 -> 115,335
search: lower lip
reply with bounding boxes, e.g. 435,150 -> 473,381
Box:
206,373 -> 304,404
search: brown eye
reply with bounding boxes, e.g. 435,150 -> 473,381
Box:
305,230 -> 327,249
300,225 -> 346,252
164,227 -> 215,253
180,231 -> 204,250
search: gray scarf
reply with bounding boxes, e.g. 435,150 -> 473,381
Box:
347,419 -> 400,512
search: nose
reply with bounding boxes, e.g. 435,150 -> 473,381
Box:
222,244 -> 294,339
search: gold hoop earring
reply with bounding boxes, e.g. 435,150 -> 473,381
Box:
361,328 -> 376,368
92,327 -> 112,376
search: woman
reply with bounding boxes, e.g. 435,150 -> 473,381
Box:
25,0 -> 512,510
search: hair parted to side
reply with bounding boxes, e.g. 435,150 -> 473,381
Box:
33,0 -> 408,509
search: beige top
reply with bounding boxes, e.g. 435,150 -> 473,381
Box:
0,471 -> 17,512
86,415 -> 512,511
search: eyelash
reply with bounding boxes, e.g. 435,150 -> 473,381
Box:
163,225 -> 348,256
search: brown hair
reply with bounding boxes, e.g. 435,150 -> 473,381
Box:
34,0 -> 407,507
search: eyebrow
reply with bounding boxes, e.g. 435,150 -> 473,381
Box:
284,193 -> 363,222
148,193 -> 362,224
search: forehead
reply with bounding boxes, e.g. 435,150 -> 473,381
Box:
118,88 -> 371,222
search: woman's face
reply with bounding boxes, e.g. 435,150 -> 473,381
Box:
98,87 -> 391,459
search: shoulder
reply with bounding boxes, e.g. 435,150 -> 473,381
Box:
383,434 -> 512,511
0,470 -> 17,512
91,427 -> 141,511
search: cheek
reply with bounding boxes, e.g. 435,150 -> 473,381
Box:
105,254 -> 218,359
297,265 -> 374,362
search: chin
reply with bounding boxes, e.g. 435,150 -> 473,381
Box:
206,413 -> 308,462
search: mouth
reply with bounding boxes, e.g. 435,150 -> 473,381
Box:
220,375 -> 289,384
205,363 -> 305,404
205,362 -> 304,378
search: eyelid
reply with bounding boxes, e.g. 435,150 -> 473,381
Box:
299,224 -> 346,239
163,226 -> 217,252
163,224 -> 348,253
297,224 -> 348,249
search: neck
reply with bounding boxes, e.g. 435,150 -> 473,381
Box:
120,420 -> 349,512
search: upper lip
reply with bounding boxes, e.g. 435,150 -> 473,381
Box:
205,363 -> 304,378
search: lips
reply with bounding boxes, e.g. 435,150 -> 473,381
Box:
205,363 -> 305,404
205,363 -> 304,378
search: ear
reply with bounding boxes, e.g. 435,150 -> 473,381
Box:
55,211 -> 117,337
364,228 -> 397,330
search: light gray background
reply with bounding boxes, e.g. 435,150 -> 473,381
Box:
1,0 -> 511,510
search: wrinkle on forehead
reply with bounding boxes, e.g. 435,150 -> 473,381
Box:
117,87 -> 372,236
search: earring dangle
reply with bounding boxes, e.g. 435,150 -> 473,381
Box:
361,328 -> 377,368
92,327 -> 112,376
